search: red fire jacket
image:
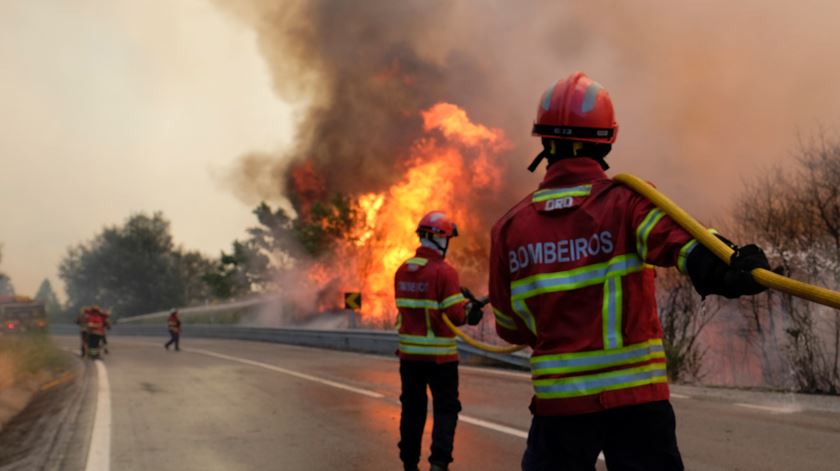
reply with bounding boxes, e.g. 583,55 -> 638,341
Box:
168,316 -> 181,333
394,246 -> 467,364
490,158 -> 697,416
86,312 -> 106,336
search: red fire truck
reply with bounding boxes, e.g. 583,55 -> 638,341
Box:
0,295 -> 48,334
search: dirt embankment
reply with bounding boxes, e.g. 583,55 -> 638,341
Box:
0,335 -> 71,432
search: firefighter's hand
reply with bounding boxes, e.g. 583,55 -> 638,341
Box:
466,301 -> 484,325
722,244 -> 773,297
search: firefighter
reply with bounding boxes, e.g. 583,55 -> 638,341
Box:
395,211 -> 483,471
75,307 -> 89,357
489,71 -> 774,471
85,306 -> 106,359
165,309 -> 181,351
98,308 -> 112,354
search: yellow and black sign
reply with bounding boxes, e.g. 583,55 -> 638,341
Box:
344,292 -> 362,310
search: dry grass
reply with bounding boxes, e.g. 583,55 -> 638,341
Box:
0,333 -> 70,387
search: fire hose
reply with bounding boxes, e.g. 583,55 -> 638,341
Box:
443,288 -> 527,353
442,173 -> 840,356
442,314 -> 527,353
613,173 -> 840,310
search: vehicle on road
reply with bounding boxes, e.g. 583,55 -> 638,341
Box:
0,295 -> 48,335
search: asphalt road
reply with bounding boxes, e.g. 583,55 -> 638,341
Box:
51,335 -> 840,471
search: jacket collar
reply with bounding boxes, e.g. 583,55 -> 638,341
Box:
539,158 -> 609,189
415,246 -> 444,261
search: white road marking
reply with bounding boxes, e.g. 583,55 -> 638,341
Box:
734,403 -> 799,414
187,347 -> 385,399
457,416 -> 605,462
460,365 -> 530,380
459,415 -> 528,439
85,360 -> 111,471
670,393 -> 691,399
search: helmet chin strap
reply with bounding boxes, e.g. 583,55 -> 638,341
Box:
420,235 -> 449,257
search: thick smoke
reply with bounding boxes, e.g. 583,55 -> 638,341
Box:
217,0 -> 840,221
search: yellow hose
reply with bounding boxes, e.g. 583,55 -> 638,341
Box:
614,173 -> 840,310
442,314 -> 527,353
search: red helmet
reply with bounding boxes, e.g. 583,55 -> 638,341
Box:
416,211 -> 459,238
533,71 -> 618,144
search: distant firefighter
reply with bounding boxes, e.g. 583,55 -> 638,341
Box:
84,306 -> 107,359
164,309 -> 181,351
75,308 -> 88,357
100,308 -> 113,354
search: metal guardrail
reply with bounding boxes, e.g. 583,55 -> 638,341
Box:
49,323 -> 530,369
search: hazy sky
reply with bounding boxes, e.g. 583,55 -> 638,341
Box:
0,0 -> 294,297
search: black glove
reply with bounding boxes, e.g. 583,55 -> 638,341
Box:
724,244 -> 772,295
461,287 -> 487,325
687,236 -> 775,299
466,301 -> 484,325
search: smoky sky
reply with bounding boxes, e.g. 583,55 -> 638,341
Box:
217,0 -> 840,222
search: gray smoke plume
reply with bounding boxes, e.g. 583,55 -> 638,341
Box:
216,0 -> 840,221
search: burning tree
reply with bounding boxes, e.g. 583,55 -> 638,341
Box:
270,103 -> 511,327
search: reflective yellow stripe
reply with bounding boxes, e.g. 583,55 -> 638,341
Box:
636,208 -> 666,262
532,185 -> 592,202
440,293 -> 466,309
397,294 -> 464,310
405,257 -> 428,266
395,313 -> 402,329
602,275 -> 623,349
511,254 -> 644,301
677,239 -> 698,274
676,228 -> 720,274
399,345 -> 458,356
396,298 -> 439,309
399,334 -> 457,346
399,333 -> 457,356
531,339 -> 665,376
493,307 -> 517,330
425,308 -> 432,336
533,362 -> 668,399
512,299 -> 537,335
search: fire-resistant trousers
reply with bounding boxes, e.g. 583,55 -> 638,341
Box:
399,359 -> 462,469
87,333 -> 103,357
165,331 -> 180,350
521,400 -> 684,471
79,331 -> 88,356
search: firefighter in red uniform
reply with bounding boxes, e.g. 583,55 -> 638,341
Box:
395,211 -> 483,471
165,309 -> 181,351
489,71 -> 774,470
85,306 -> 107,359
75,307 -> 89,357
100,308 -> 112,354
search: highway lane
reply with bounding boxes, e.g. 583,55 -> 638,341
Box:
54,335 -> 840,470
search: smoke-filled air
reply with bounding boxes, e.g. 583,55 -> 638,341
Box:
212,0 -> 840,326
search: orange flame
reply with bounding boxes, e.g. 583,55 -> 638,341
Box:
309,102 -> 509,327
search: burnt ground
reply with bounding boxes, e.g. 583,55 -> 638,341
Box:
0,358 -> 92,471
